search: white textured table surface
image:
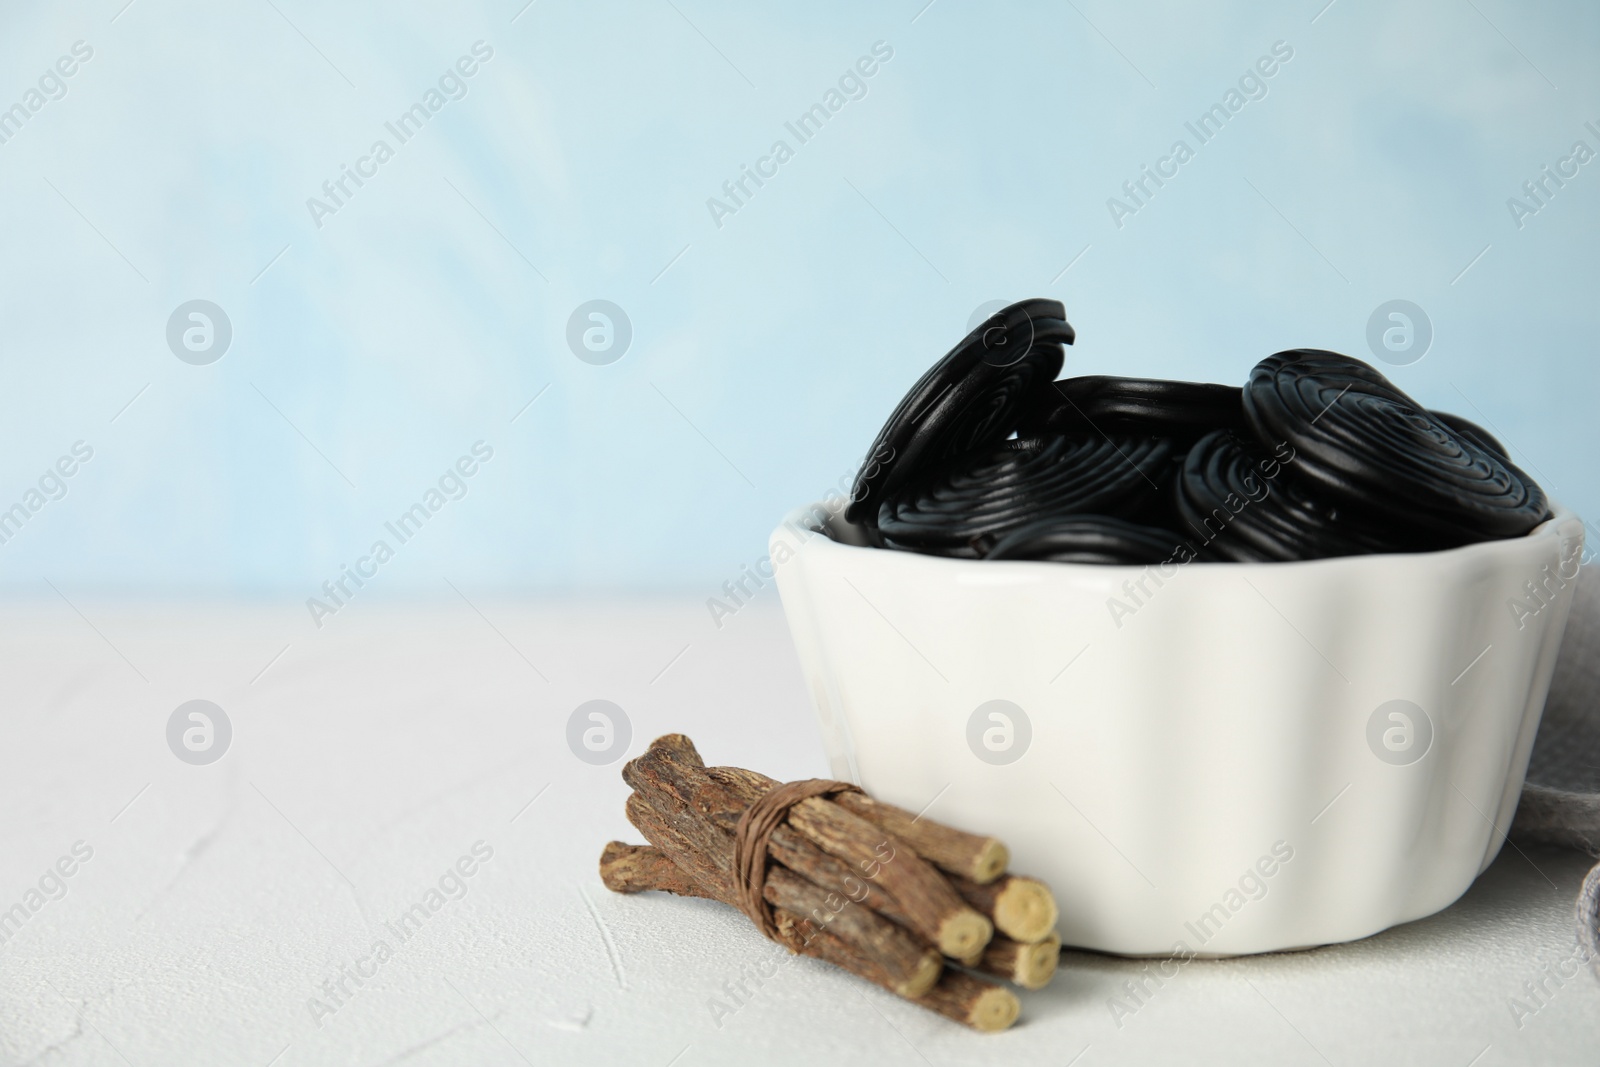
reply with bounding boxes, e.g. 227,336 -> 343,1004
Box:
3,599 -> 1596,1066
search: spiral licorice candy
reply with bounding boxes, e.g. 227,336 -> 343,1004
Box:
1242,350 -> 1549,547
846,305 -> 1550,565
846,299 -> 1072,526
983,515 -> 1191,566
877,435 -> 1172,557
1021,376 -> 1247,444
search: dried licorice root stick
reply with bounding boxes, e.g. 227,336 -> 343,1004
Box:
600,841 -> 711,898
605,841 -> 942,998
950,872 -> 1059,943
713,767 -> 1050,989
771,911 -> 1017,1031
630,755 -> 905,920
765,877 -> 942,997
603,734 -> 1045,1031
960,931 -> 1061,991
706,766 -> 903,917
833,791 -> 1010,885
621,798 -> 941,998
626,736 -> 992,961
771,908 -> 918,997
605,840 -> 1051,1008
781,794 -> 992,960
601,844 -> 1011,1030
914,970 -> 1021,1033
620,758 -> 942,997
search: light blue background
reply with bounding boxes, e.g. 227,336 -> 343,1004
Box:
0,0 -> 1595,599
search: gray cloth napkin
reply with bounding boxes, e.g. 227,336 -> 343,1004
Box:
1511,562 -> 1600,979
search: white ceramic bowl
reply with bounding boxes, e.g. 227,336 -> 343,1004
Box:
771,499 -> 1585,956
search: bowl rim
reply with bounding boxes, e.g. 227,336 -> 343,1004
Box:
775,498 -> 1583,575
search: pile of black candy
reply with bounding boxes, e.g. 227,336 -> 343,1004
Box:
844,299 -> 1550,564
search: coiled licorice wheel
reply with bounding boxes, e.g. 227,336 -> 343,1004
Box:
983,515 -> 1191,565
1177,430 -> 1426,562
1020,375 -> 1247,443
877,434 -> 1173,557
1431,410 -> 1510,462
1242,350 -> 1549,546
845,299 -> 1073,526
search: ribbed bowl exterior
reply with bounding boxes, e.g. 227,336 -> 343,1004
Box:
771,501 -> 1585,956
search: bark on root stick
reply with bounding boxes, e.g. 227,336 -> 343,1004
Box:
600,841 -> 712,898
769,911 -> 1013,1033
913,969 -> 1021,1033
833,791 -> 1010,885
624,747 -> 874,911
765,874 -> 942,997
708,766 -> 902,917
620,759 -> 941,997
601,839 -> 941,998
710,764 -> 1004,889
782,797 -> 993,959
623,793 -> 734,896
602,735 -> 1050,1032
625,737 -> 990,959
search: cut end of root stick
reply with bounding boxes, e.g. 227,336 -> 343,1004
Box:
970,839 -> 1010,885
1011,933 -> 1061,990
969,985 -> 1022,1032
917,971 -> 1021,1033
995,878 -> 1058,944
938,909 -> 994,960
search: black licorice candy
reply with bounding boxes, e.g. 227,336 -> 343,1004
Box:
845,305 -> 1550,565
982,515 -> 1191,566
1242,350 -> 1549,547
1175,430 -> 1410,562
877,435 -> 1173,557
845,299 -> 1072,526
1431,410 -> 1510,462
1020,376 -> 1247,443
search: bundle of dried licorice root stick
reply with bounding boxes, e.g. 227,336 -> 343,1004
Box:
598,735 -> 1061,1032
